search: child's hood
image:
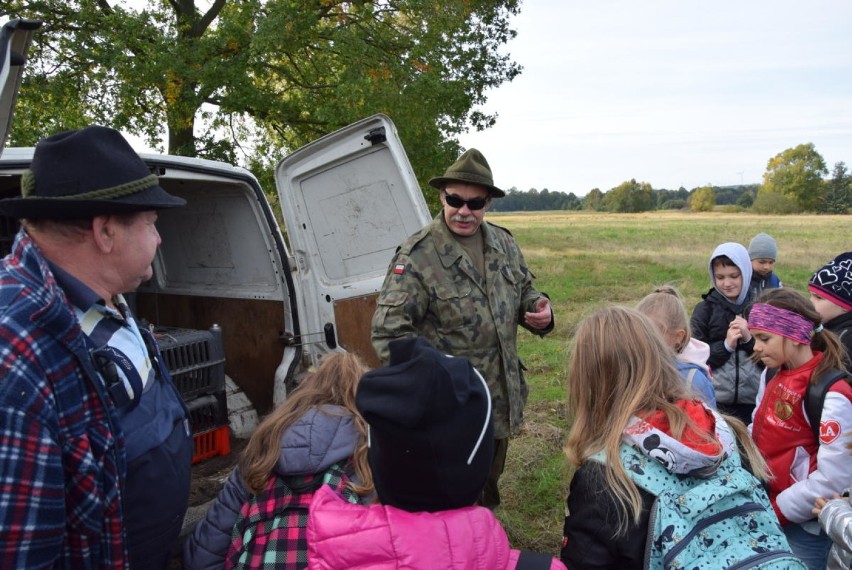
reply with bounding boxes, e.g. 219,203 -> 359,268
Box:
677,337 -> 711,374
623,401 -> 735,477
708,242 -> 752,306
275,405 -> 358,476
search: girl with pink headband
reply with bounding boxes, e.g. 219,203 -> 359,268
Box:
747,288 -> 852,570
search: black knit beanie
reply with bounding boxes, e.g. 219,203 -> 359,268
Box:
808,252 -> 852,312
356,336 -> 494,512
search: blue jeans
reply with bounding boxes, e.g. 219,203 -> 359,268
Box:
784,522 -> 832,570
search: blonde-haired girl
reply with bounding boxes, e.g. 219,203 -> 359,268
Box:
184,351 -> 374,569
560,306 -> 784,569
637,285 -> 716,407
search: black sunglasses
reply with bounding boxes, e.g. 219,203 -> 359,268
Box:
444,193 -> 490,211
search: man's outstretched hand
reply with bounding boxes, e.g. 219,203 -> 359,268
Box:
524,298 -> 552,330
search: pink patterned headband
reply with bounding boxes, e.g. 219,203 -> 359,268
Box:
748,303 -> 816,345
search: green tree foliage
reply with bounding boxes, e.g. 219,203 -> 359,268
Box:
689,185 -> 715,212
655,186 -> 690,209
736,191 -> 754,208
562,193 -> 582,211
760,143 -> 828,211
583,188 -> 603,211
752,190 -> 800,215
4,0 -> 521,210
713,185 -> 758,206
821,162 -> 851,214
602,179 -> 654,213
491,188 -> 582,211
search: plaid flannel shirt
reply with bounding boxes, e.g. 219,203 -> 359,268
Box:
0,229 -> 127,568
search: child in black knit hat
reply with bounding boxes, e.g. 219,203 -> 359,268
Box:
306,336 -> 566,570
808,251 -> 852,362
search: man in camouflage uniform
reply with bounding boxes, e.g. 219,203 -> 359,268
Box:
371,148 -> 553,508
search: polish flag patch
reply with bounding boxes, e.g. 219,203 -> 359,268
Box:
393,263 -> 406,275
819,420 -> 841,444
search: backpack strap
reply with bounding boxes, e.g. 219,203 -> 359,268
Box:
615,444 -> 684,496
589,447 -> 689,497
805,368 -> 848,439
515,550 -> 553,569
765,367 -> 779,384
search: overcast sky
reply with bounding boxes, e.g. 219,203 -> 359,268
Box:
457,0 -> 852,196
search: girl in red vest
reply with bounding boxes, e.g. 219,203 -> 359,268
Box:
748,288 -> 852,570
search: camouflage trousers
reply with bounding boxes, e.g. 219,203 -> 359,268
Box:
478,437 -> 509,509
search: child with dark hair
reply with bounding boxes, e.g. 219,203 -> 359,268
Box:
748,232 -> 783,299
748,288 -> 852,570
808,251 -> 852,361
690,242 -> 763,423
306,337 -> 566,570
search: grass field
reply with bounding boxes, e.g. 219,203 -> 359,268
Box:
490,210 -> 851,556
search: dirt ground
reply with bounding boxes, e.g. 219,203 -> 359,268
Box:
188,434 -> 248,507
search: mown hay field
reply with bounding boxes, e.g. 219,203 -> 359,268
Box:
491,210 -> 851,555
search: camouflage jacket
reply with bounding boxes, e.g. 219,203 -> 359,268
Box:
371,213 -> 553,439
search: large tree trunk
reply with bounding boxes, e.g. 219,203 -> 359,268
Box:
168,114 -> 196,157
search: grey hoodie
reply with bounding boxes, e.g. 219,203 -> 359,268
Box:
182,405 -> 362,570
691,242 -> 762,411
708,242 -> 753,307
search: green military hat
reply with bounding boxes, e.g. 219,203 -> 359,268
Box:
428,148 -> 505,198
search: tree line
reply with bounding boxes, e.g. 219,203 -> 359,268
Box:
493,144 -> 851,214
491,184 -> 760,212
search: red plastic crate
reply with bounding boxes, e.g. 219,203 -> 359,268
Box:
192,426 -> 231,464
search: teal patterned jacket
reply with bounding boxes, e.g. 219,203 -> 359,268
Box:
371,212 -> 552,439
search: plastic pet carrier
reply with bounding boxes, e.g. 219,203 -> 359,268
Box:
155,325 -> 226,401
186,391 -> 229,434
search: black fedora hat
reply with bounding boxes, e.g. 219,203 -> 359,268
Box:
428,148 -> 504,198
0,125 -> 185,219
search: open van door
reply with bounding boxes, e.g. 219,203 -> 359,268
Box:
0,18 -> 41,153
276,114 -> 431,367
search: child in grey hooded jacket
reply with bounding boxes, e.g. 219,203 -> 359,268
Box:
690,242 -> 763,424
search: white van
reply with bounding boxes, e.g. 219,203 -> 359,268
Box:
0,19 -> 430,432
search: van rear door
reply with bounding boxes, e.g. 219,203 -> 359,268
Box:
0,18 -> 41,153
276,114 -> 431,367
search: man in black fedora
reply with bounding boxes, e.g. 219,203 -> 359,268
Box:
0,125 -> 191,568
371,148 -> 554,508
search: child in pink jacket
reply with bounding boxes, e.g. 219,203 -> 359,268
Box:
307,336 -> 565,569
